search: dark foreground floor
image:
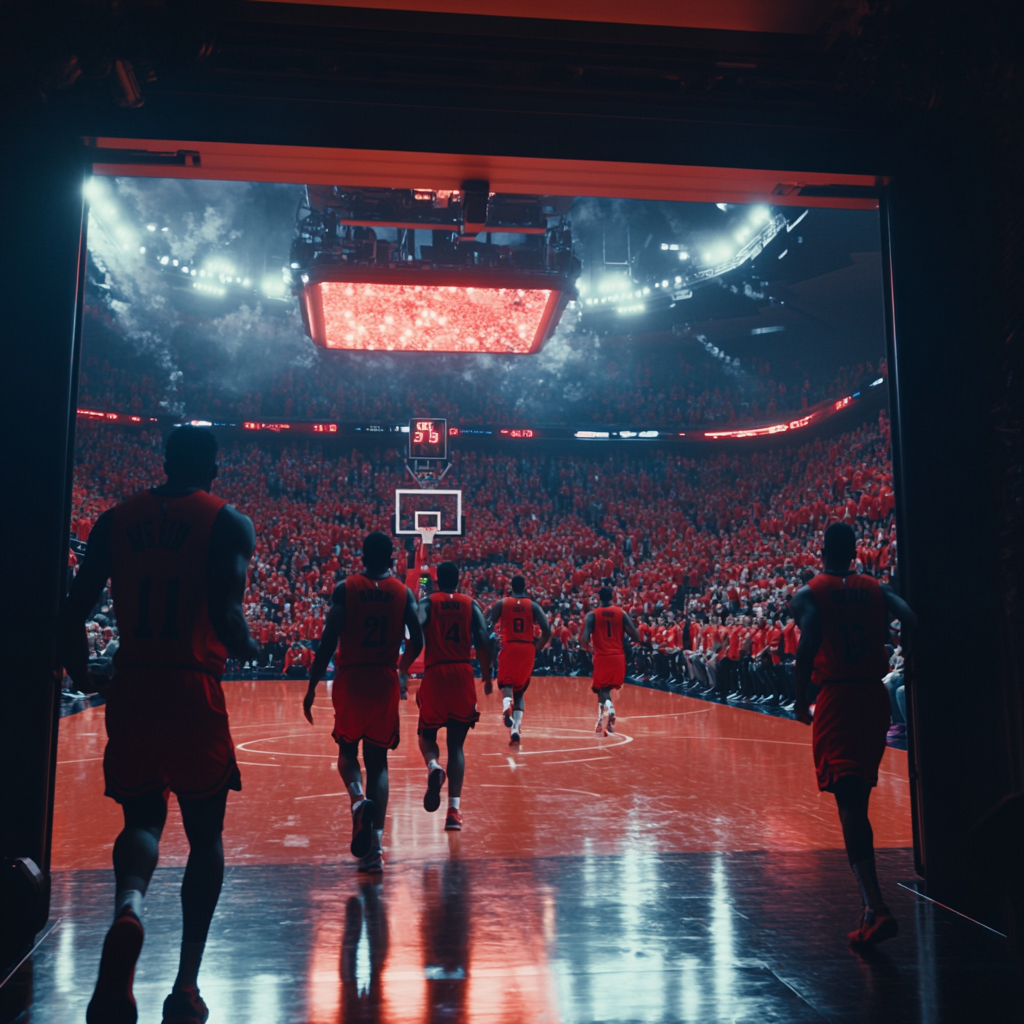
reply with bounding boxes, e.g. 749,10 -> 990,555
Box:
18,848 -> 1021,1024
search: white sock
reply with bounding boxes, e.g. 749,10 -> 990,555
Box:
448,797 -> 460,809
427,758 -> 442,773
512,710 -> 523,730
605,699 -> 614,713
502,696 -> 512,712
114,888 -> 143,919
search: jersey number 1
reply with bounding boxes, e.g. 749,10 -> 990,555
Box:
134,577 -> 180,640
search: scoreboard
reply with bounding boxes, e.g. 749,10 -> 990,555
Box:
409,418 -> 447,460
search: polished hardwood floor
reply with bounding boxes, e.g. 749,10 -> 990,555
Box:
20,677 -> 1018,1022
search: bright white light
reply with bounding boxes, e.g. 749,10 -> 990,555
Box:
301,273 -> 310,284
752,205 -> 770,224
172,259 -> 179,266
146,224 -> 156,232
660,243 -> 669,250
662,279 -> 669,287
262,275 -> 286,297
190,269 -> 196,276
138,246 -> 146,254
160,255 -> 169,265
619,430 -> 637,438
290,262 -> 300,269
870,377 -> 884,387
675,276 -> 682,284
735,229 -> 749,243
575,430 -> 610,439
716,203 -> 728,211
777,249 -> 788,260
638,430 -> 659,438
84,179 -> 104,202
678,251 -> 689,259
161,226 -> 168,232
669,244 -> 679,251
642,287 -> 650,294
243,278 -> 250,287
181,266 -> 189,273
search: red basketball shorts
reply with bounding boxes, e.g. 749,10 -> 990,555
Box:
332,665 -> 401,750
497,642 -> 535,695
812,680 -> 891,791
592,653 -> 626,692
417,662 -> 480,733
103,668 -> 240,802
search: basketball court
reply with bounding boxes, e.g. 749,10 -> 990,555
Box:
21,677 -> 1012,1023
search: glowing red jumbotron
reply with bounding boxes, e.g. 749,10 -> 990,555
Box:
318,282 -> 554,353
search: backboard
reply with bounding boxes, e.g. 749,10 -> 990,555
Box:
395,488 -> 463,536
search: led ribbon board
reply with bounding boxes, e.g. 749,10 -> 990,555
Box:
301,268 -> 573,354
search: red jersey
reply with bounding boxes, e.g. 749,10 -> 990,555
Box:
807,572 -> 890,684
592,605 -> 625,657
498,597 -> 533,644
336,574 -> 409,669
423,591 -> 473,667
110,489 -> 229,676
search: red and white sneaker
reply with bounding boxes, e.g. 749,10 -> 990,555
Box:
162,987 -> 210,1023
502,703 -> 514,728
86,911 -> 145,1024
595,712 -> 605,735
848,905 -> 898,947
606,709 -> 616,734
444,808 -> 464,831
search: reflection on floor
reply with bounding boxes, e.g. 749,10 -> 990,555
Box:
27,677 -> 1018,1022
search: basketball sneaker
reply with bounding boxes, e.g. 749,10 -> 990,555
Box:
357,831 -> 385,874
86,910 -> 145,1024
848,905 -> 898,947
444,808 -> 464,831
509,727 -> 521,744
502,701 -> 514,728
606,708 -> 616,734
594,711 -> 605,734
161,987 -> 210,1024
424,765 -> 446,813
350,797 -> 376,858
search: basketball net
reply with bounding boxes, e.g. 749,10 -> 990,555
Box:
417,525 -> 439,547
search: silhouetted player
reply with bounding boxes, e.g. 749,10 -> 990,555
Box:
790,522 -> 917,947
405,561 -> 493,830
59,425 -> 258,1024
582,587 -> 641,735
305,532 -> 423,873
486,575 -> 550,744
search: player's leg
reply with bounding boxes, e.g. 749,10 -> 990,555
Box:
160,786 -> 230,1022
443,720 -> 472,830
337,739 -> 375,859
419,726 -> 446,813
88,788 -> 168,1024
833,775 -> 897,946
501,684 -> 514,728
595,686 -> 611,733
360,742 -> 390,872
510,688 -> 526,742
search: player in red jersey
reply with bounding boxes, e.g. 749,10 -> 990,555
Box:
59,426 -> 259,1024
486,575 -> 551,744
305,532 -> 423,873
581,587 -> 641,735
790,522 -> 917,949
404,561 -> 493,830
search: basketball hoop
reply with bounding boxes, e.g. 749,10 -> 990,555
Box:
417,525 -> 439,546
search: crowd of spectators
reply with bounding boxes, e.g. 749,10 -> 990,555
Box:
77,310 -> 884,430
70,410 -> 899,729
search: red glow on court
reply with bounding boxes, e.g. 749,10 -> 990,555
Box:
318,282 -> 552,353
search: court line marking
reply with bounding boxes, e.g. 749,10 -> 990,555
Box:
57,757 -> 103,764
624,708 -> 714,720
488,755 -> 615,768
483,733 -> 633,757
481,784 -> 603,799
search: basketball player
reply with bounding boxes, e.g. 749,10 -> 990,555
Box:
486,575 -> 551,744
59,425 -> 259,1024
790,522 -> 917,948
304,532 -> 423,873
405,561 -> 493,830
581,587 -> 641,735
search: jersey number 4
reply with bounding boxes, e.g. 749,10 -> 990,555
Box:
444,622 -> 461,644
134,577 -> 180,640
361,615 -> 388,648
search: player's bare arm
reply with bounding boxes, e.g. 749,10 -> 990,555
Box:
470,600 -> 495,692
622,612 -> 642,644
581,611 -> 596,647
207,505 -> 260,663
58,509 -> 115,689
403,587 -> 425,664
531,600 -> 552,652
790,586 -> 822,725
304,582 -> 346,723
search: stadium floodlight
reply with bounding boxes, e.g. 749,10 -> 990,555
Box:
160,256 -> 169,265
300,268 -> 575,354
146,224 -> 156,231
678,251 -> 689,259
